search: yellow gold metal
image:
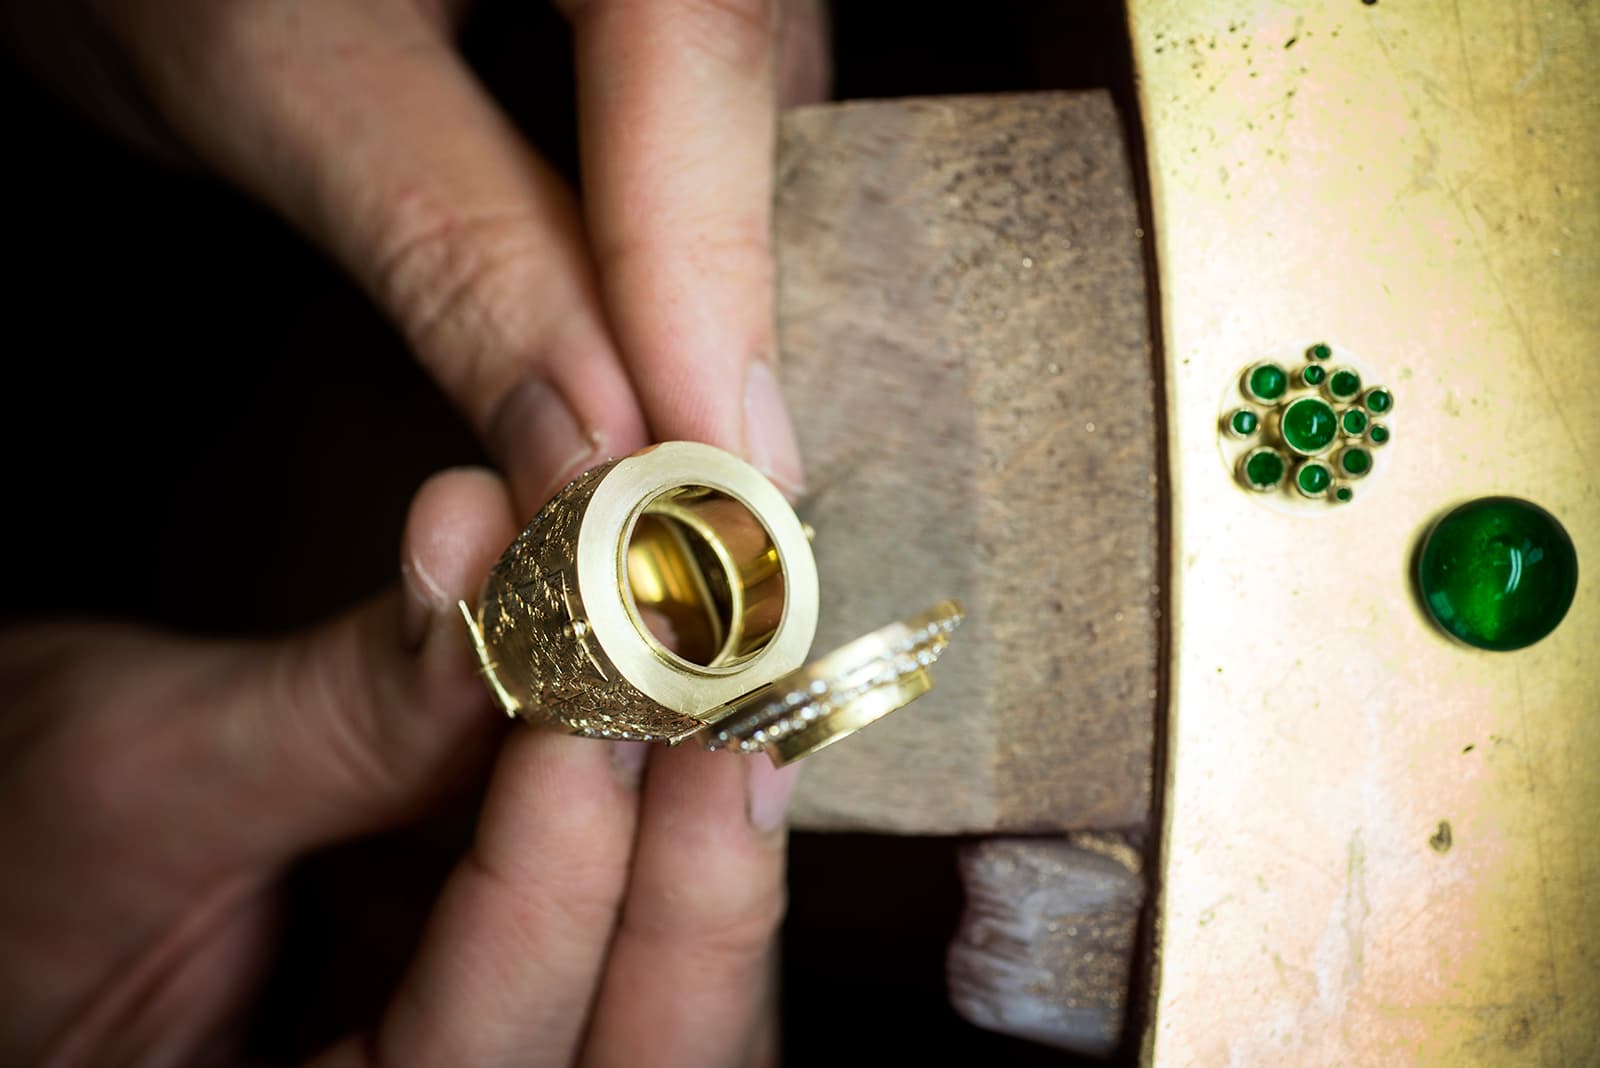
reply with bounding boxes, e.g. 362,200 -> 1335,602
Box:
704,601 -> 964,764
462,441 -> 961,764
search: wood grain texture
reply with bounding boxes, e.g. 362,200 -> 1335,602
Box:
774,93 -> 1159,833
947,837 -> 1144,1054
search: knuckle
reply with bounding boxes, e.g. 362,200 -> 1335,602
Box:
272,627 -> 397,809
372,202 -> 561,421
677,0 -> 778,54
624,878 -> 788,964
593,223 -> 770,297
561,0 -> 776,77
466,844 -> 631,939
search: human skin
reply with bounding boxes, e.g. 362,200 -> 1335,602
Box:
0,0 -> 829,1063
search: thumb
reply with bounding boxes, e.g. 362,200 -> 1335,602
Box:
215,467 -> 519,858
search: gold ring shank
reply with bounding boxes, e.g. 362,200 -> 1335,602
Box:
465,442 -> 819,743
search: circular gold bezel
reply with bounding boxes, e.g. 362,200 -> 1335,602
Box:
576,442 -> 819,719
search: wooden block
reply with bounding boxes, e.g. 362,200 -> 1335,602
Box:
774,93 -> 1159,833
947,837 -> 1144,1054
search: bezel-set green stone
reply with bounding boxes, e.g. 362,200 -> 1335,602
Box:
1244,362 -> 1290,403
1341,409 -> 1368,436
1334,486 -> 1354,503
1294,461 -> 1332,498
1416,497 -> 1579,651
1338,447 -> 1373,477
1300,364 -> 1327,387
1368,423 -> 1390,445
1227,408 -> 1260,438
1328,368 -> 1362,400
1308,343 -> 1333,361
1240,447 -> 1288,491
1280,397 -> 1339,456
1363,388 -> 1394,414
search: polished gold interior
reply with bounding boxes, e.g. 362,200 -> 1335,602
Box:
623,486 -> 786,669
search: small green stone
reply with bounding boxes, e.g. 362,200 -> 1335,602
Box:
1242,448 -> 1286,490
1416,497 -> 1579,651
1301,364 -> 1327,386
1364,388 -> 1393,414
1296,462 -> 1331,496
1228,408 -> 1260,436
1341,409 -> 1369,435
1368,423 -> 1391,445
1329,369 -> 1362,399
1308,343 -> 1333,361
1339,447 -> 1373,476
1246,363 -> 1289,402
1281,397 -> 1339,455
1334,486 -> 1354,502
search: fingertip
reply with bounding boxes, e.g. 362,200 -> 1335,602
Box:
401,466 -> 518,618
776,0 -> 832,107
744,359 -> 806,499
489,368 -> 647,520
747,754 -> 800,837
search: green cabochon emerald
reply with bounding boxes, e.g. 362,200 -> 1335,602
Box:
1246,363 -> 1289,402
1295,462 -> 1332,497
1417,497 -> 1579,651
1339,447 -> 1372,476
1329,369 -> 1362,399
1281,397 -> 1339,455
1242,448 -> 1287,490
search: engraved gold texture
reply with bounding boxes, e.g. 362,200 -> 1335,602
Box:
472,461 -> 702,741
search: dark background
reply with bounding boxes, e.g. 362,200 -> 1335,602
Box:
0,3 -> 1140,1063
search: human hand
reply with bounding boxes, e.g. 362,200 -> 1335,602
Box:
1,468 -> 800,1064
5,0 -> 827,514
1,4 -> 828,1060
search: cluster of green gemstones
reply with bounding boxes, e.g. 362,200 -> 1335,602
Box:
1225,343 -> 1394,503
1216,347 -> 1576,651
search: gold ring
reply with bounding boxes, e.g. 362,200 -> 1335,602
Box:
461,441 -> 961,765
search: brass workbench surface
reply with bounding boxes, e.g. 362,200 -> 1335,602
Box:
1131,1 -> 1598,1063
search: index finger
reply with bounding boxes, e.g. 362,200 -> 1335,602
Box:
559,0 -> 805,496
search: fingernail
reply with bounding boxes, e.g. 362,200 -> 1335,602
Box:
496,378 -> 604,509
747,756 -> 801,834
611,740 -> 651,788
399,556 -> 445,651
744,360 -> 806,499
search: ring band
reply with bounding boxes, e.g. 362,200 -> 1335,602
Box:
462,441 -> 961,765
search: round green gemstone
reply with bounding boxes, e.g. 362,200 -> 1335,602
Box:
1368,423 -> 1391,445
1281,397 -> 1339,455
1329,369 -> 1362,399
1246,363 -> 1289,402
1416,497 -> 1579,651
1301,364 -> 1327,386
1295,461 -> 1332,497
1334,486 -> 1354,503
1308,343 -> 1333,361
1339,447 -> 1373,476
1228,408 -> 1260,437
1364,388 -> 1394,414
1341,409 -> 1369,435
1242,448 -> 1287,490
